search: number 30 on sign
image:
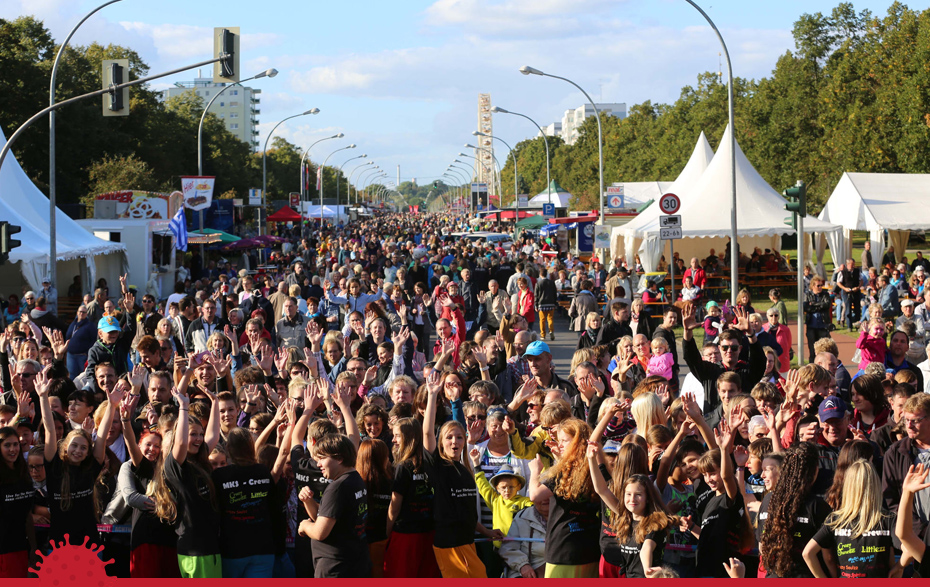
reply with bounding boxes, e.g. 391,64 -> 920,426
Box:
659,193 -> 680,215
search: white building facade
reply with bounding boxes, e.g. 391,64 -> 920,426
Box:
559,103 -> 626,145
160,78 -> 261,150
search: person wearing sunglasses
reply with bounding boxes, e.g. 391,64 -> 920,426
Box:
680,303 -> 765,424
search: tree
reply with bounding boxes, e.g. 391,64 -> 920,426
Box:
84,154 -> 159,205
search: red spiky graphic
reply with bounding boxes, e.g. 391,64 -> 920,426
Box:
30,534 -> 114,587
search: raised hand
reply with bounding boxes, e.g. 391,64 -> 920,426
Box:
306,321 -> 324,345
468,447 -> 482,468
715,418 -> 736,452
903,464 -> 930,495
34,365 -> 52,398
733,306 -> 749,332
208,354 -> 233,379
256,345 -> 274,373
425,369 -> 442,397
471,347 -> 488,366
681,302 -> 698,331
466,417 -> 484,443
733,445 -> 749,468
394,326 -> 410,348
363,365 -> 379,387
274,348 -> 289,374
333,380 -> 355,408
477,291 -> 487,304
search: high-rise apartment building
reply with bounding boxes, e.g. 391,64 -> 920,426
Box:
160,77 -> 261,150
559,103 -> 626,145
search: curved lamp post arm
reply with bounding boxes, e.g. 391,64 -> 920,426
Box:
683,0 -> 737,305
49,0 -> 124,288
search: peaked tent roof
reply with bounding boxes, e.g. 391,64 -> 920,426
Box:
619,131 -> 713,235
818,172 -> 930,231
267,206 -> 302,222
527,180 -> 572,208
623,125 -> 840,239
0,127 -> 126,286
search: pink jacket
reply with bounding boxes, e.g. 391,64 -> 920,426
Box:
856,331 -> 886,370
646,353 -> 675,380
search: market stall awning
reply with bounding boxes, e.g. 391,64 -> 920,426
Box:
549,213 -> 598,225
477,209 -> 539,220
267,206 -> 302,222
515,215 -> 549,228
189,228 -> 240,244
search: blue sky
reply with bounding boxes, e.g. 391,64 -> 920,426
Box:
3,0 -> 926,186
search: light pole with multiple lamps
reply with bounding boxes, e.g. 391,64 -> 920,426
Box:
262,109 -> 319,236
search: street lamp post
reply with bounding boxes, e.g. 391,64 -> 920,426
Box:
262,109 -> 319,237
300,133 -> 343,202
491,106 -> 552,214
49,0 -> 124,290
335,153 -> 366,222
357,168 -> 381,204
318,144 -> 355,224
473,131 -> 515,229
347,161 -> 375,205
464,145 -> 503,204
684,0 -> 738,304
198,68 -> 277,254
520,66 -> 604,253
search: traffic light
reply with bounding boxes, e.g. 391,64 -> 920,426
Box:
783,181 -> 807,218
101,59 -> 130,117
433,180 -> 440,188
213,27 -> 240,83
0,221 -> 22,265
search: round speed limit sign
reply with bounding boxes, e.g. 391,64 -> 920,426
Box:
659,193 -> 681,214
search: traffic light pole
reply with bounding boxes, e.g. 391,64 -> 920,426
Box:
0,55 -> 225,192
798,211 -> 805,366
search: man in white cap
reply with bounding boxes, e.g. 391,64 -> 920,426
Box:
897,299 -> 927,345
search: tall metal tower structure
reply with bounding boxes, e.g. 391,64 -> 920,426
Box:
475,93 -> 497,199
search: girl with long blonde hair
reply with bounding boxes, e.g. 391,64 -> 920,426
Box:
802,460 -> 895,578
36,366 -> 121,546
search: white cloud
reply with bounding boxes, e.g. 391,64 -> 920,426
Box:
118,22 -> 281,65
423,0 -> 625,37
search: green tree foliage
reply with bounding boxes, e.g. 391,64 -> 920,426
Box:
84,153 -> 160,202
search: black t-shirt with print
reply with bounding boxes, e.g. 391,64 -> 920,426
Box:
45,453 -> 103,544
312,470 -> 371,578
758,494 -> 831,578
692,477 -> 715,520
695,492 -> 744,577
422,448 -> 478,548
163,453 -> 220,556
128,459 -> 177,550
212,463 -> 277,559
812,515 -> 895,578
366,483 -> 392,543
541,477 -> 601,566
291,443 -> 332,574
0,478 -> 34,554
391,459 -> 434,534
614,520 -> 667,578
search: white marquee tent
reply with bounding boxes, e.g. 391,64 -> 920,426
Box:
614,132 -> 714,264
817,172 -> 930,269
0,128 -> 127,294
615,125 -> 841,272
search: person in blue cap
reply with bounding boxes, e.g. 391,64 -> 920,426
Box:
84,314 -> 135,379
523,340 -> 577,397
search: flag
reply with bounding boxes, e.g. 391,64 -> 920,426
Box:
316,166 -> 323,191
304,163 -> 310,192
169,207 -> 188,251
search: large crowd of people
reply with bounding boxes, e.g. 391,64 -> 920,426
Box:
1,210 -> 930,579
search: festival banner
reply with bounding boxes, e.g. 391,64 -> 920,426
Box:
181,176 -> 216,211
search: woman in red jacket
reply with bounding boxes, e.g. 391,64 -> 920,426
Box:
517,277 -> 536,332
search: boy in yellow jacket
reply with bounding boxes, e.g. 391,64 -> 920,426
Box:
469,451 -> 534,547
